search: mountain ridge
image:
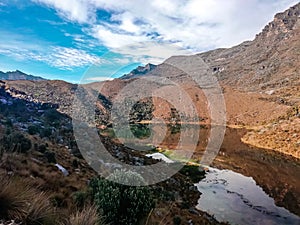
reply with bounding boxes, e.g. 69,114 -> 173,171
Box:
120,63 -> 157,79
2,2 -> 299,159
0,70 -> 46,81
119,2 -> 299,91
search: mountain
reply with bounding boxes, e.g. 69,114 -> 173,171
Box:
198,2 -> 300,91
0,70 -> 46,81
3,3 -> 300,159
120,63 -> 157,79
131,2 -> 300,91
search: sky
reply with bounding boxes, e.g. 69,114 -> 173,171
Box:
0,0 -> 298,83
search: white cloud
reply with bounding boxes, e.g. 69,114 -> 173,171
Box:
33,0 -> 299,65
84,76 -> 114,82
0,33 -> 105,70
49,47 -> 104,69
33,0 -> 95,23
114,42 -> 191,65
90,24 -> 149,49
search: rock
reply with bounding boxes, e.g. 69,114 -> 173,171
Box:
189,207 -> 199,215
55,163 -> 69,176
265,90 -> 275,95
188,219 -> 194,225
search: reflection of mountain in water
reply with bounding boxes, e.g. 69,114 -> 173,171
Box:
105,124 -> 300,215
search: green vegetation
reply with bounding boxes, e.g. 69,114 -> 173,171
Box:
28,125 -> 40,135
0,177 -> 106,225
130,124 -> 151,139
179,165 -> 206,183
90,170 -> 155,225
173,216 -> 182,225
0,131 -> 32,153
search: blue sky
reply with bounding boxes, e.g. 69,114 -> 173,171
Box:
0,0 -> 298,83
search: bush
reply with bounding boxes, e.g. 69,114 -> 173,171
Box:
90,170 -> 155,225
38,144 -> 47,153
40,127 -> 53,138
44,109 -> 61,126
44,151 -> 56,163
28,125 -> 40,135
73,191 -> 90,208
179,165 -> 206,183
173,216 -> 182,225
0,132 -> 32,153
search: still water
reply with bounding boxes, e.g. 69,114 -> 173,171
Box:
103,124 -> 300,224
196,167 -> 300,225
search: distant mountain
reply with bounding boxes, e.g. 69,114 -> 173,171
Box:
0,70 -> 46,81
120,63 -> 157,79
196,2 -> 300,91
119,3 -> 299,91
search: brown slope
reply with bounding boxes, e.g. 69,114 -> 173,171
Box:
4,4 -> 299,158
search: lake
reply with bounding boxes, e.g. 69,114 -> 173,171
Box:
102,123 -> 300,224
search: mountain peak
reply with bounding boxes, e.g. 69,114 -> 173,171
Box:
0,70 -> 46,81
256,3 -> 300,40
120,63 -> 157,79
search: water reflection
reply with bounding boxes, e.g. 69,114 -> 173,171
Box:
196,167 -> 300,225
102,124 -> 300,219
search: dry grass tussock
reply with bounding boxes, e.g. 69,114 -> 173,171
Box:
59,205 -> 105,225
0,177 -> 57,225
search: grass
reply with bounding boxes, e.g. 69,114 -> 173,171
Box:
0,177 -> 30,220
24,192 -> 57,225
0,177 -> 57,225
60,205 -> 105,225
0,176 -> 106,225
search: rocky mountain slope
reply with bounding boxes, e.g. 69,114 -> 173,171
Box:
3,3 -> 300,158
199,2 -> 300,91
0,79 -> 224,225
0,70 -> 46,81
0,4 -> 299,223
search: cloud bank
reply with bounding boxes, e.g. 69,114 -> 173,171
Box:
33,0 -> 299,63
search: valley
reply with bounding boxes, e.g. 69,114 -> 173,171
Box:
0,2 -> 299,225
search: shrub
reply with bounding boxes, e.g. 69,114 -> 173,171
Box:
0,146 -> 4,160
179,165 -> 206,183
44,109 -> 61,126
38,144 -> 47,153
28,125 -> 40,135
90,170 -> 155,225
173,216 -> 182,225
73,191 -> 90,208
130,124 -> 151,139
0,132 -> 32,153
44,151 -> 56,163
40,127 -> 53,138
